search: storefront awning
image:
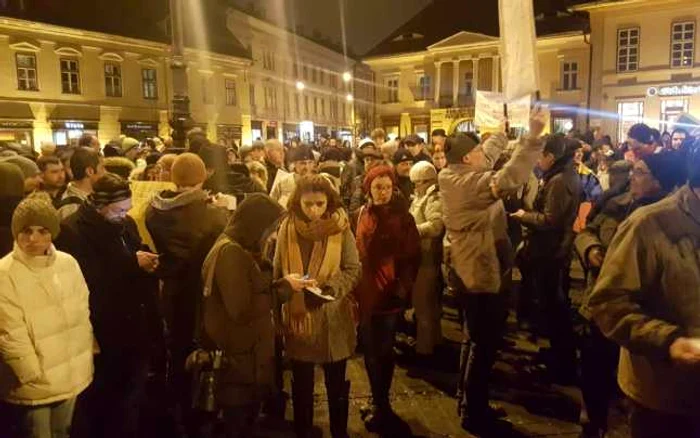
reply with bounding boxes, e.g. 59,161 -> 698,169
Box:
49,105 -> 99,121
0,102 -> 34,120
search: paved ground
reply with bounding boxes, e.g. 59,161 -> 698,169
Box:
252,269 -> 632,438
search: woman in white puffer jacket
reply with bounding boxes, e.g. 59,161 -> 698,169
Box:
0,193 -> 93,438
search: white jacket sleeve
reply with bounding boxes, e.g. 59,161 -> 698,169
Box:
0,275 -> 42,385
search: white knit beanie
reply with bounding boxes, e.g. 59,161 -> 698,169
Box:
409,161 -> 437,182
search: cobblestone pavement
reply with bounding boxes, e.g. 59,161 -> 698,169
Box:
255,274 -> 631,438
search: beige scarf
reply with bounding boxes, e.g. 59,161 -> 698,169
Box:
279,210 -> 347,338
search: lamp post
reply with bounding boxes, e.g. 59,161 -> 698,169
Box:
169,0 -> 192,149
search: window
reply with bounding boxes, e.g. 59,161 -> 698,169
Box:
262,50 -> 275,71
295,94 -> 300,116
142,68 -> 157,99
60,58 -> 80,94
386,77 -> 399,103
342,102 -> 346,120
16,53 -> 38,91
223,79 -> 237,106
285,91 -> 291,115
314,97 -> 318,115
249,84 -> 256,108
304,95 -> 309,116
293,62 -> 299,78
104,63 -> 122,97
330,74 -> 337,89
264,87 -> 277,110
201,77 -> 211,104
464,72 -> 474,97
661,98 -> 689,132
617,28 -> 640,72
321,99 -> 325,116
416,73 -> 431,100
671,22 -> 695,68
561,61 -> 579,90
312,67 -> 317,83
617,101 -> 644,143
303,65 -> 308,80
320,70 -> 324,85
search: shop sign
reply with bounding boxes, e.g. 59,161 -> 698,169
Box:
122,122 -> 158,131
0,120 -> 33,129
647,84 -> 700,97
65,122 -> 84,129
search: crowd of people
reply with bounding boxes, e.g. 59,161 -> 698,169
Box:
0,109 -> 699,438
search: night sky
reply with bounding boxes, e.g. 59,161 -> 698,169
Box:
230,0 -> 431,55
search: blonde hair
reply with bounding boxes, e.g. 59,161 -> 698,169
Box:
246,160 -> 268,191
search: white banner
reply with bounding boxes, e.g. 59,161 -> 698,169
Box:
499,0 -> 539,101
475,91 -> 506,129
475,91 -> 531,129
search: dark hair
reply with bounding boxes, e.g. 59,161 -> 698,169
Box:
543,134 -> 577,162
187,128 -> 210,154
628,123 -> 654,145
688,138 -> 700,188
37,155 -> 62,172
77,133 -> 95,147
672,127 -> 689,138
145,152 -> 162,166
70,147 -> 101,180
288,174 -> 343,219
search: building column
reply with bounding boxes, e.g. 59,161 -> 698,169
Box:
472,58 -> 479,96
492,56 -> 500,92
241,114 -> 252,145
400,112 -> 411,137
98,106 -> 121,145
452,60 -> 460,107
158,110 -> 170,139
434,61 -> 442,103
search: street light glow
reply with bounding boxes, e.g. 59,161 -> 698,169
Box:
296,81 -> 305,91
346,93 -> 354,102
342,71 -> 352,82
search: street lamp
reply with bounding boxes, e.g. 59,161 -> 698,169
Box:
346,93 -> 354,102
342,71 -> 352,83
296,81 -> 305,91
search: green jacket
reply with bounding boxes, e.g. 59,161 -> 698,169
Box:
589,185 -> 700,415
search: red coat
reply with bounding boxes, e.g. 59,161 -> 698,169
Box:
354,194 -> 421,320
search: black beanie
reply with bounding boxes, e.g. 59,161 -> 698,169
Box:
642,152 -> 683,192
445,134 -> 478,164
392,148 -> 414,165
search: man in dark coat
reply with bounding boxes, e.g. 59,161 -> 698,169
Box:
512,134 -> 582,383
393,148 -> 415,201
56,173 -> 162,438
145,153 -> 228,435
0,162 -> 25,257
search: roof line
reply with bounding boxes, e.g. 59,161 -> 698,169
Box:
360,0 -> 435,58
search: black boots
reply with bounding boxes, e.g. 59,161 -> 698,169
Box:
327,380 -> 350,438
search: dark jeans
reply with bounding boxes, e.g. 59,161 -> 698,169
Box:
532,256 -> 577,376
73,350 -> 150,438
1,398 -> 76,438
291,360 -> 349,438
222,403 -> 261,438
359,313 -> 400,408
453,273 -> 507,417
630,401 -> 700,438
580,322 -> 619,430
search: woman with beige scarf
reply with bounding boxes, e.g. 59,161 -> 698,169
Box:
273,175 -> 361,438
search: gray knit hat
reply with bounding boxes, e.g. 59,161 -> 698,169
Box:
11,192 -> 61,239
0,155 -> 40,179
0,162 -> 25,198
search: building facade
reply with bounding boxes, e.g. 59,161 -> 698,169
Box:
364,31 -> 590,140
227,9 -> 369,145
576,0 -> 700,142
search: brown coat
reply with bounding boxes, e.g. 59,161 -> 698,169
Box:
589,185 -> 700,415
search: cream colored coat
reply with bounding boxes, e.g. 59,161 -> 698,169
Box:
0,245 -> 94,406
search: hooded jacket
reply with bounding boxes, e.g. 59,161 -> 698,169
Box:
439,133 -> 543,294
589,185 -> 700,415
145,189 -> 227,349
519,159 -> 581,260
202,194 -> 285,407
56,204 -> 161,353
0,245 -> 93,406
227,165 -> 266,204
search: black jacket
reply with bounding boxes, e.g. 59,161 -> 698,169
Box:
56,204 -> 161,353
227,166 -> 266,204
520,161 -> 581,259
145,189 -> 227,349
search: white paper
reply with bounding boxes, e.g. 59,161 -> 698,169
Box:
475,91 -> 506,129
499,0 -> 539,101
304,286 -> 335,302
